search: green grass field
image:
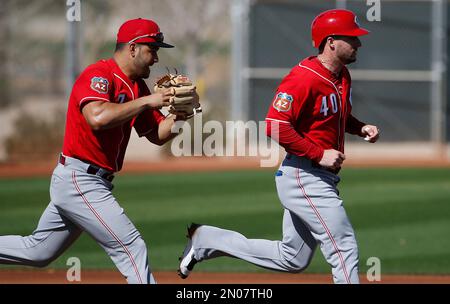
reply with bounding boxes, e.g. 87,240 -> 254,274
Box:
0,168 -> 449,274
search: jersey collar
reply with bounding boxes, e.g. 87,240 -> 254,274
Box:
106,58 -> 136,86
303,56 -> 343,83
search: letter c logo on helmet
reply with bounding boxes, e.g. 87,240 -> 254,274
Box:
311,9 -> 370,48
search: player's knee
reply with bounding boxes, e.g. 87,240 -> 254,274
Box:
281,254 -> 313,273
280,245 -> 314,273
348,243 -> 359,262
343,236 -> 359,256
32,259 -> 52,268
289,257 -> 313,273
26,249 -> 59,267
283,263 -> 308,274
129,236 -> 148,256
29,254 -> 56,267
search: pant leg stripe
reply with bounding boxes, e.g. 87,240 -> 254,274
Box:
72,171 -> 143,284
295,169 -> 351,284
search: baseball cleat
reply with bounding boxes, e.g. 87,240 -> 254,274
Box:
177,223 -> 201,279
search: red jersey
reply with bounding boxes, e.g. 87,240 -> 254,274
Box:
63,58 -> 165,172
266,56 -> 365,163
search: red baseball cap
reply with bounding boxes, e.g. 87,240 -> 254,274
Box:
116,18 -> 174,48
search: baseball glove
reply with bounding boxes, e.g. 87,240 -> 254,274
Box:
154,73 -> 202,119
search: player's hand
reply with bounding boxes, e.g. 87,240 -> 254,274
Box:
361,125 -> 380,143
143,88 -> 172,109
318,149 -> 346,169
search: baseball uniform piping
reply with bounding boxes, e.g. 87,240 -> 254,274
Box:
298,64 -> 343,151
138,128 -> 155,137
295,168 -> 351,283
72,171 -> 143,283
79,96 -> 111,105
113,73 -> 135,100
115,125 -> 125,171
112,73 -> 132,171
265,118 -> 291,124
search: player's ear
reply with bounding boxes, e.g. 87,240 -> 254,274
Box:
328,37 -> 336,50
129,43 -> 137,58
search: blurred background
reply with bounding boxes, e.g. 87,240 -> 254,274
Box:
0,0 -> 233,162
0,0 -> 449,282
0,0 -> 448,164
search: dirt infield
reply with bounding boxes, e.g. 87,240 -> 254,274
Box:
0,157 -> 265,178
0,269 -> 449,284
1,156 -> 449,179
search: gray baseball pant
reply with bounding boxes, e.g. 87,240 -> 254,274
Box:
191,154 -> 359,284
0,156 -> 155,284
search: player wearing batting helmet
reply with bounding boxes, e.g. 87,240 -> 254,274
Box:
177,9 -> 380,284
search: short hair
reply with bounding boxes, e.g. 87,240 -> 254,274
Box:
115,43 -> 127,52
115,42 -> 152,53
318,38 -> 328,54
318,36 -> 344,54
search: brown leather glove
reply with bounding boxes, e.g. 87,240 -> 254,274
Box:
154,74 -> 202,119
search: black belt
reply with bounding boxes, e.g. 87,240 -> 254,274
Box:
59,154 -> 115,182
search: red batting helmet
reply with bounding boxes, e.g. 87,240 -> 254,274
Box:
311,9 -> 369,48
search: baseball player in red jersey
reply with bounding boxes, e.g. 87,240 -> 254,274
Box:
177,9 -> 379,284
0,18 -> 197,284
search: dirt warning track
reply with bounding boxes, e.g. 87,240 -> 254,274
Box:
0,269 -> 449,284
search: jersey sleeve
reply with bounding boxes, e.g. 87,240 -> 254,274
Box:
133,109 -> 166,137
346,114 -> 366,136
73,66 -> 114,109
266,120 -> 324,162
132,80 -> 166,137
265,70 -> 324,162
342,68 -> 365,135
265,72 -> 306,124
